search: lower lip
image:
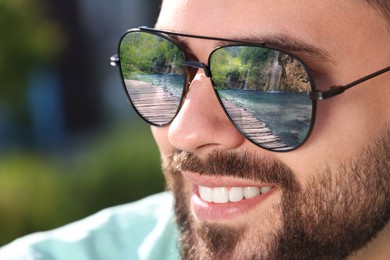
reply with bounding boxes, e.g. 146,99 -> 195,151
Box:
191,186 -> 276,222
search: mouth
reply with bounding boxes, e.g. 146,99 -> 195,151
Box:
182,172 -> 276,222
198,186 -> 273,203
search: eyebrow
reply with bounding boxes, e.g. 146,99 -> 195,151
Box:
218,33 -> 334,64
153,27 -> 333,64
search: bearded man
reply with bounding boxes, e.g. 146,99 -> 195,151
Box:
1,0 -> 390,259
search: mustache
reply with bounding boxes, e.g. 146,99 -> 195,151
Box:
169,150 -> 300,190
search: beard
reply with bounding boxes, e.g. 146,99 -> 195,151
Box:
163,129 -> 390,260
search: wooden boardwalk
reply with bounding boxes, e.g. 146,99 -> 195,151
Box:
125,79 -> 290,150
222,101 -> 290,150
125,79 -> 180,125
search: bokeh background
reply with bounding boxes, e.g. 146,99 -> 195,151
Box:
0,0 -> 164,245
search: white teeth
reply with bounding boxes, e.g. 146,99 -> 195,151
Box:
260,186 -> 272,194
198,186 -> 272,203
229,187 -> 244,202
199,186 -> 212,202
212,187 -> 229,203
244,187 -> 261,199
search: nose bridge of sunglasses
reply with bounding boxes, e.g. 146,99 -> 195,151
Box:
182,61 -> 212,78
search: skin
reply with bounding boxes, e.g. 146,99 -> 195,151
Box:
150,0 -> 390,258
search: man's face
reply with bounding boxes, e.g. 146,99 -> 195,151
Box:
151,0 -> 390,259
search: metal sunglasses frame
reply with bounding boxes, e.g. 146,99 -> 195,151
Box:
111,26 -> 390,152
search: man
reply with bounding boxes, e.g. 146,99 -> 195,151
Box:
1,0 -> 390,259
148,0 -> 390,258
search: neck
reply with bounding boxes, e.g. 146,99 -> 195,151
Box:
349,224 -> 390,260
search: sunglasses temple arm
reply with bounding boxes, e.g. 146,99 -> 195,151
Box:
310,65 -> 390,100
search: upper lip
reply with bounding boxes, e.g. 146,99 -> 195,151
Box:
182,171 -> 275,188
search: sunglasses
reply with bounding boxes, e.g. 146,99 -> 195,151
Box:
111,27 -> 390,152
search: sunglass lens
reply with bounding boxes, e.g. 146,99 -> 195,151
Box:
119,31 -> 186,125
210,46 -> 314,151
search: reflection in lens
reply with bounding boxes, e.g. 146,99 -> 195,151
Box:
210,46 -> 313,151
119,31 -> 185,125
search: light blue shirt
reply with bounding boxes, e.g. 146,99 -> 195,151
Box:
0,192 -> 180,260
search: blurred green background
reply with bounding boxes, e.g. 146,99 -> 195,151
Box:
0,0 -> 164,245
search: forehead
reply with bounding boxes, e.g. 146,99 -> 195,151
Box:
157,1 -> 363,32
156,0 -> 387,49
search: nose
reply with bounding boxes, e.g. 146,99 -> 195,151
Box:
168,70 -> 245,153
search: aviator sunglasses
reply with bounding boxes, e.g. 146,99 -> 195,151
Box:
111,27 -> 390,152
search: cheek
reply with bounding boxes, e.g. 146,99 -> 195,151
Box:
279,87 -> 387,180
315,91 -> 384,153
151,126 -> 176,166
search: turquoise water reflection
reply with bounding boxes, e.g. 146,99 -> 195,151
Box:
130,74 -> 184,97
218,90 -> 312,146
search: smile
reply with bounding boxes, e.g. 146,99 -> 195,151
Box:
198,186 -> 273,203
182,171 -> 277,221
